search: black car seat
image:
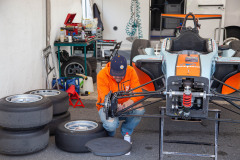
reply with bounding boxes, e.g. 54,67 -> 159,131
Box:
167,13 -> 208,53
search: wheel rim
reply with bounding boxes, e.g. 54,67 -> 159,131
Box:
64,120 -> 98,131
64,62 -> 85,76
6,94 -> 43,103
30,90 -> 60,97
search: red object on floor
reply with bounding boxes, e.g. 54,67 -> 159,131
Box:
66,85 -> 85,108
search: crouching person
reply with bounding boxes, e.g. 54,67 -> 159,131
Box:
96,55 -> 145,137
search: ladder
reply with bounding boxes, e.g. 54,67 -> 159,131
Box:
43,45 -> 59,89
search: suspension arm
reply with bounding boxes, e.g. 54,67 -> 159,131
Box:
115,87 -> 166,115
211,89 -> 240,101
117,93 -> 163,99
223,98 -> 240,110
210,100 -> 240,116
115,95 -> 153,116
126,75 -> 164,93
119,91 -> 162,95
116,98 -> 164,117
213,93 -> 240,101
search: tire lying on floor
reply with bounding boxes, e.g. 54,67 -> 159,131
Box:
0,94 -> 53,129
49,111 -> 71,135
0,126 -> 49,155
25,89 -> 69,115
55,120 -> 107,153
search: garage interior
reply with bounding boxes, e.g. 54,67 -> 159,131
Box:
0,0 -> 240,160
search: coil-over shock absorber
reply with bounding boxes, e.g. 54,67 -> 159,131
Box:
183,93 -> 192,108
183,86 -> 192,108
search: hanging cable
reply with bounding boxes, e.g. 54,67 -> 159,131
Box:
125,0 -> 143,39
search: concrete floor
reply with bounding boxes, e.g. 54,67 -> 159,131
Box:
0,89 -> 240,160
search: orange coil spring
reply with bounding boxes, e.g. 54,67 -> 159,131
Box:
183,93 -> 192,108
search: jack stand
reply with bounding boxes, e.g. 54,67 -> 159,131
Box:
159,107 -> 220,160
66,85 -> 85,108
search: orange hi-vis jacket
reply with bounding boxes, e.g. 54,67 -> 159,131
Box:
96,62 -> 143,111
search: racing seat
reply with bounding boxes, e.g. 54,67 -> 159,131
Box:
171,29 -> 207,52
166,13 -> 211,53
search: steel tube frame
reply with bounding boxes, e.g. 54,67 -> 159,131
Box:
159,107 -> 220,160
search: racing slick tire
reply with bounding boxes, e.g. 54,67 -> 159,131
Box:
49,111 -> 71,136
0,94 -> 53,129
55,120 -> 107,153
25,89 -> 69,115
0,126 -> 49,155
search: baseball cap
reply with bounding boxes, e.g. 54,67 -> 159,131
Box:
110,55 -> 127,77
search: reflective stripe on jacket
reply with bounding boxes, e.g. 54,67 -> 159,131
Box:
96,62 -> 143,111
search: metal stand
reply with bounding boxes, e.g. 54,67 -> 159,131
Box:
43,45 -> 59,89
159,107 -> 220,160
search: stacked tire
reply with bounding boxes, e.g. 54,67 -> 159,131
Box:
24,89 -> 107,153
25,89 -> 71,135
0,94 -> 53,155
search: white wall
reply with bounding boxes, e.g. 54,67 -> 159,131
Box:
0,0 -> 46,98
224,0 -> 240,27
0,0 -> 82,98
93,0 -> 150,49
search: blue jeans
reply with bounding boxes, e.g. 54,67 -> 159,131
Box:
98,108 -> 145,136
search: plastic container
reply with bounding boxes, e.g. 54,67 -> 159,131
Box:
124,132 -> 131,155
81,31 -> 85,39
66,78 -> 80,94
92,18 -> 98,29
60,29 -> 65,42
68,36 -> 72,43
91,29 -> 96,35
164,4 -> 181,29
84,19 -> 93,29
52,78 -> 66,91
80,76 -> 94,94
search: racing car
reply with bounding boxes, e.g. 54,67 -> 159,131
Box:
98,13 -> 240,120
